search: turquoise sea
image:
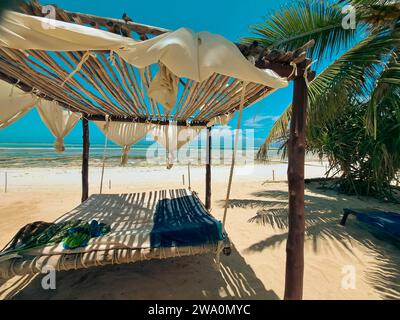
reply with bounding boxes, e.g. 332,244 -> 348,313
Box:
0,142 -> 296,168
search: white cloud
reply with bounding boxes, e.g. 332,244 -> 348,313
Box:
210,125 -> 233,138
244,114 -> 280,128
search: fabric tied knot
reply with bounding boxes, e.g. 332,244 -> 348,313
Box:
62,51 -> 96,87
166,153 -> 174,170
121,145 -> 131,166
54,137 -> 65,153
148,64 -> 179,111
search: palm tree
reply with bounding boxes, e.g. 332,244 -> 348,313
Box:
249,0 -> 400,198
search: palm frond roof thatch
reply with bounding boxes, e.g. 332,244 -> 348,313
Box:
0,0 -> 314,125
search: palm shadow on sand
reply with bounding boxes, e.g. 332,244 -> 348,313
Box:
2,245 -> 278,300
1,191 -> 278,300
222,182 -> 400,300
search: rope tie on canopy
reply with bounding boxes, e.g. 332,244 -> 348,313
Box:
54,137 -> 65,153
36,100 -> 81,153
304,59 -> 317,87
121,145 -> 131,166
221,80 -> 249,231
108,50 -> 116,66
99,115 -> 110,194
62,51 -> 96,86
9,79 -> 20,97
165,121 -> 173,169
288,61 -> 298,80
29,87 -> 40,96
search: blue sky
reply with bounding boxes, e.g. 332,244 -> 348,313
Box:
0,0 -> 328,147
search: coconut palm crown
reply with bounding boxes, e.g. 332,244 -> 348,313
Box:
249,0 -> 400,199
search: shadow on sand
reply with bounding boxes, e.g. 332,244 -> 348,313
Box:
2,245 -> 278,300
221,182 -> 400,300
1,191 -> 278,300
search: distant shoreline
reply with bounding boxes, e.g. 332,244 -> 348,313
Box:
0,144 -> 323,168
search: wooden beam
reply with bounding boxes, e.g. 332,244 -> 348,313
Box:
237,40 -> 315,79
67,12 -> 169,36
255,61 -> 296,78
81,117 -> 90,203
205,126 -> 212,210
23,1 -> 169,37
284,60 -> 308,300
0,72 -> 210,126
86,114 -> 208,127
254,60 -> 315,81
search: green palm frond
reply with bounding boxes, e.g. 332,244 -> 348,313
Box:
367,59 -> 400,137
375,65 -> 400,86
306,27 -> 399,140
257,26 -> 400,160
350,0 -> 400,30
251,0 -> 400,198
257,104 -> 291,160
309,26 -> 399,102
244,0 -> 358,62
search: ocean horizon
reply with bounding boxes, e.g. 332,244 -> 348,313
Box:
0,141 -> 310,168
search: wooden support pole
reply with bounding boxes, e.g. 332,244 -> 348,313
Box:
284,61 -> 308,300
205,126 -> 212,210
187,163 -> 191,190
81,117 -> 90,203
99,134 -> 108,195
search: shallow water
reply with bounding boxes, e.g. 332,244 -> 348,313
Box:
0,143 -> 321,168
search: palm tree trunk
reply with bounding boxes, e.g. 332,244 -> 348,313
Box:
284,61 -> 308,300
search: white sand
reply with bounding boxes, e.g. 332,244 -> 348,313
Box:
0,162 -> 399,300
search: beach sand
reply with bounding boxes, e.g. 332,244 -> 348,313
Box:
0,162 -> 399,300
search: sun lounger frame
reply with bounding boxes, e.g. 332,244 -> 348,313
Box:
0,190 -> 231,279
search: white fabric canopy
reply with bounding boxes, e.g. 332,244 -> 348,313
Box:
0,11 -> 288,90
0,80 -> 38,129
0,11 -> 130,51
151,124 -> 204,169
118,27 -> 288,88
148,64 -> 179,111
95,121 -> 153,165
37,100 -> 81,153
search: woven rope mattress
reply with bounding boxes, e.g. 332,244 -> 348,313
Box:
0,189 -> 225,279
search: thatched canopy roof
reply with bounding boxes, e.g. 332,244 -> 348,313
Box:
0,0 -> 313,126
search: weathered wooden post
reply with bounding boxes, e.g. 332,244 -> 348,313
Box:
284,60 -> 309,300
187,163 -> 191,190
81,117 -> 90,203
205,126 -> 212,210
